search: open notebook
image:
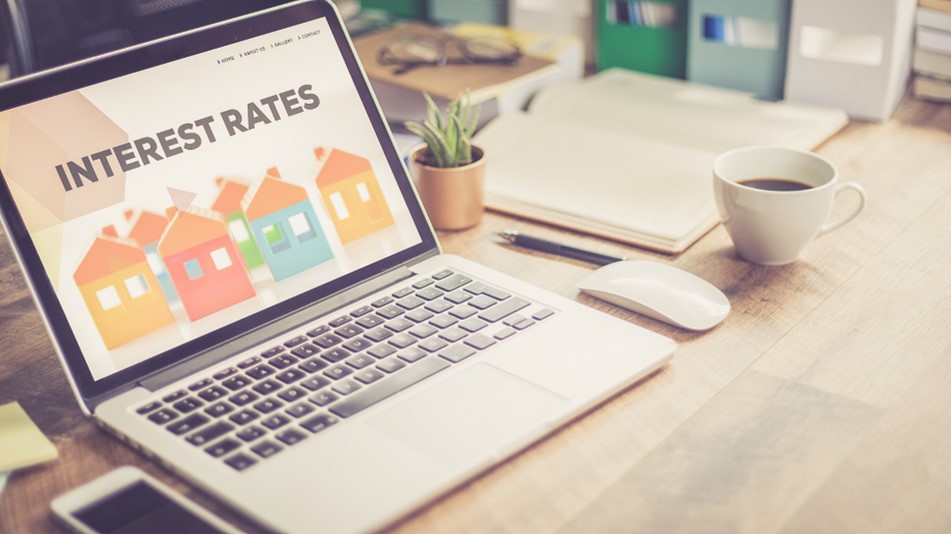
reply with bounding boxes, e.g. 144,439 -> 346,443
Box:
474,69 -> 849,253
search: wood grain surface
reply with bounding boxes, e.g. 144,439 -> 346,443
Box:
2,94 -> 950,534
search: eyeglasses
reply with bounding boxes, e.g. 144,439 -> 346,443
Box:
377,34 -> 522,75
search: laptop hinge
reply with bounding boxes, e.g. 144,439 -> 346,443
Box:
139,264 -> 420,392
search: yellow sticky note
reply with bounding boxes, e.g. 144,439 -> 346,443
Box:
0,402 -> 58,471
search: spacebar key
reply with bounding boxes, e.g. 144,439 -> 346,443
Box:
329,358 -> 450,418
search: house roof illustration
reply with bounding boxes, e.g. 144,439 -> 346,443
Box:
74,236 -> 147,285
157,208 -> 229,257
211,177 -> 250,215
315,148 -> 372,188
126,210 -> 168,247
244,168 -> 309,222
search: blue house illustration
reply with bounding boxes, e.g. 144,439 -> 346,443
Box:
243,167 -> 333,281
125,210 -> 179,304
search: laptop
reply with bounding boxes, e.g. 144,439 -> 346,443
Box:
0,2 -> 675,532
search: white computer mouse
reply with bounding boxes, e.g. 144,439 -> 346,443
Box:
577,260 -> 730,331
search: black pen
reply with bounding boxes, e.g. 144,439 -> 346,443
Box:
499,230 -> 627,266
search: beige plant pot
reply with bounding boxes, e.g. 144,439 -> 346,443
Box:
409,145 -> 486,231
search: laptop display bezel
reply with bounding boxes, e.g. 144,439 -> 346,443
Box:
0,0 -> 439,406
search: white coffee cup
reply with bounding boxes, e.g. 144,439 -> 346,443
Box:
713,146 -> 866,265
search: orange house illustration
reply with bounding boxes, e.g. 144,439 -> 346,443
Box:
73,231 -> 174,349
314,147 -> 394,243
157,207 -> 256,322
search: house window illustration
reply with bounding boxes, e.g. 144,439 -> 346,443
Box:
126,210 -> 178,304
212,177 -> 265,270
314,148 -> 395,244
157,208 -> 256,322
244,169 -> 333,281
74,236 -> 175,349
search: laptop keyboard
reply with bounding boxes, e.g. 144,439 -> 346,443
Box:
134,269 -> 556,472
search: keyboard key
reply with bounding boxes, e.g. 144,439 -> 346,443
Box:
409,324 -> 438,338
335,324 -> 364,338
343,338 -> 373,352
371,296 -> 393,307
253,398 -> 283,414
222,375 -> 252,391
277,386 -> 306,402
285,402 -> 315,418
167,413 -> 209,435
204,402 -> 235,418
406,309 -> 434,323
448,306 -> 478,319
330,358 -> 450,418
291,343 -> 321,359
308,391 -> 338,407
251,440 -> 283,458
299,358 -> 329,373
412,278 -> 434,289
503,314 -> 526,327
252,379 -> 282,395
162,390 -> 187,403
376,358 -> 406,374
439,344 -> 476,363
439,327 -> 468,343
261,414 -> 291,430
322,348 -> 351,363
429,315 -> 458,329
350,305 -> 373,317
332,379 -> 362,396
261,346 -> 285,358
425,300 -> 453,314
237,356 -> 262,369
377,305 -> 405,319
229,390 -> 259,406
173,397 -> 203,413
345,353 -> 375,369
464,282 -> 511,301
353,368 -> 384,385
397,296 -> 425,310
188,378 -> 214,391
444,291 -> 472,304
356,314 -> 385,328
246,364 -> 276,380
229,410 -> 259,426
313,334 -> 343,349
212,367 -> 239,380
364,327 -> 393,342
416,287 -> 443,301
480,297 -> 531,323
467,295 -> 497,310
205,438 -> 241,458
397,348 -> 428,363
276,368 -> 306,384
275,428 -> 308,446
533,308 -> 555,320
384,317 -> 414,332
136,401 -> 161,415
324,365 -> 353,380
300,376 -> 331,391
306,325 -> 331,338
458,318 -> 488,333
224,453 -> 256,471
392,286 -> 415,298
198,386 -> 228,402
388,333 -> 416,348
284,335 -> 308,348
236,425 -> 266,442
419,337 -> 449,353
432,269 -> 453,280
435,274 -> 472,292
269,354 -> 298,370
368,344 -> 397,359
300,414 -> 338,433
186,421 -> 234,446
513,318 -> 535,330
329,315 -> 352,327
464,333 -> 497,350
493,327 -> 517,340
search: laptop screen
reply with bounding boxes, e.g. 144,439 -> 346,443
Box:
0,2 -> 435,397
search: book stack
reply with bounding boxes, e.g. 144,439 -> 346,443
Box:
914,0 -> 951,102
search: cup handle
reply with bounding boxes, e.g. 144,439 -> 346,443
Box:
818,182 -> 867,236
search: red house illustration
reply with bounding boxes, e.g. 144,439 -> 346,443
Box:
157,207 -> 255,322
73,229 -> 174,349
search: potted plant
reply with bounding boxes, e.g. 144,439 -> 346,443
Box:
405,92 -> 485,231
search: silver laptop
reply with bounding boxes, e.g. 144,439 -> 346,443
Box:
0,2 -> 675,532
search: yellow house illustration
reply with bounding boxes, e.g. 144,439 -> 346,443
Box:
314,147 -> 394,243
73,230 -> 175,349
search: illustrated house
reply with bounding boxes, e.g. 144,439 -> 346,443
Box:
125,210 -> 178,303
210,177 -> 265,270
157,207 -> 256,321
314,147 -> 395,243
73,230 -> 174,349
244,167 -> 333,281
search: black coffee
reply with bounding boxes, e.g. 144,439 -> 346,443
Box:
738,178 -> 813,191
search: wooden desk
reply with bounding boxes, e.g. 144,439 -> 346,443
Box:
2,94 -> 950,533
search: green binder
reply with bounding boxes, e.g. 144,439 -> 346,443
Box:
596,0 -> 688,78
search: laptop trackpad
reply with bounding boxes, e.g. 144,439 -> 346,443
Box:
366,363 -> 568,468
